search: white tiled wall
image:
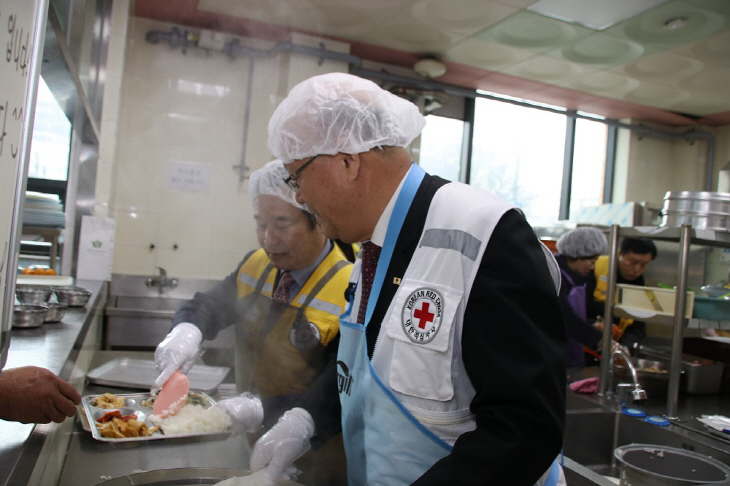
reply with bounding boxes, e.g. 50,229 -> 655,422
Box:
104,16 -> 350,279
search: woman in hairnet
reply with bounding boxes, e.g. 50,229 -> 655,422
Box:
555,227 -> 607,371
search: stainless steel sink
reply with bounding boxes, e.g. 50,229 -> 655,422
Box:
104,273 -> 218,350
563,391 -> 730,485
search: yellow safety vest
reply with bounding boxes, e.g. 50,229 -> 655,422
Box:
233,245 -> 352,396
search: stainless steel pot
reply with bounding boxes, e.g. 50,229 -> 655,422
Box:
52,286 -> 92,307
13,305 -> 48,328
93,468 -> 304,485
15,285 -> 52,304
615,444 -> 730,485
43,302 -> 68,322
661,191 -> 730,231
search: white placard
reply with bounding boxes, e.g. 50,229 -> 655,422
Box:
76,216 -> 116,281
168,160 -> 210,192
1,0 -> 49,369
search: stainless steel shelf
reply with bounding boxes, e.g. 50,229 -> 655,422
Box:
599,224 -> 730,419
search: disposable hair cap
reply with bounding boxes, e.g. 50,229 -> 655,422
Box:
556,227 -> 607,258
248,159 -> 306,210
267,73 -> 426,164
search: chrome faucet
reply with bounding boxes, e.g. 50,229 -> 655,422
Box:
606,348 -> 647,410
145,267 -> 178,293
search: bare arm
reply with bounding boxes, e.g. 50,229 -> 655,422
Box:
0,366 -> 81,424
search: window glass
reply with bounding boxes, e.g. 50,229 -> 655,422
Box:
470,98 -> 566,227
418,115 -> 464,182
28,78 -> 71,181
569,118 -> 608,218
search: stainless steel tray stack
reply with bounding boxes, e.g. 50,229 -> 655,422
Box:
86,358 -> 229,392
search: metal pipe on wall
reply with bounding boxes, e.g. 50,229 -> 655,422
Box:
144,27 -> 718,191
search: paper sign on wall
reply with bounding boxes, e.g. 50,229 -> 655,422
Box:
169,160 -> 210,192
76,216 -> 116,281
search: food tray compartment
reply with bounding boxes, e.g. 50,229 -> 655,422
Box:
81,392 -> 230,442
86,358 -> 229,392
616,284 -> 694,318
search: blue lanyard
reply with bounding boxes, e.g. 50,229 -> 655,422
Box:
364,163 -> 425,327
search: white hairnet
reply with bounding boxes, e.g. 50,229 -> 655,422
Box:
248,159 -> 306,210
556,227 -> 607,258
267,73 -> 426,164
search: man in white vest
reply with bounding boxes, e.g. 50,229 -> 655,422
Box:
246,73 -> 567,486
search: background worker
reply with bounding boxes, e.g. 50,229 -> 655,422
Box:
0,366 -> 81,424
586,237 -> 658,354
555,227 -> 608,373
153,159 -> 352,485
243,73 -> 567,486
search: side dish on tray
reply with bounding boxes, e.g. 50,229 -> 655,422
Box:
82,391 -> 232,442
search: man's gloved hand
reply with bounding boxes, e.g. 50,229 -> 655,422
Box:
153,322 -> 203,389
214,392 -> 264,432
250,408 -> 315,485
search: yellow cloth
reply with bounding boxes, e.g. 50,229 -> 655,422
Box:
593,255 -> 633,338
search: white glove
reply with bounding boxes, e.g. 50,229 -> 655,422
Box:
250,408 -> 315,485
153,322 -> 203,389
212,470 -> 271,486
214,392 -> 264,432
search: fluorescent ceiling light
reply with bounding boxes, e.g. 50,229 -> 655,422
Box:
527,0 -> 670,30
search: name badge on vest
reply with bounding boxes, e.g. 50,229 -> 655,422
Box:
401,287 -> 444,344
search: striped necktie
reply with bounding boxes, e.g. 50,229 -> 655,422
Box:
357,241 -> 381,323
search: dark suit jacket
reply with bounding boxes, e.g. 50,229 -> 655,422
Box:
300,173 -> 566,485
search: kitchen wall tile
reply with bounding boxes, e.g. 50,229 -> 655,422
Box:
111,18 -> 338,279
112,210 -> 159,247
210,216 -> 257,255
208,251 -> 250,280
113,244 -> 156,275
156,213 -> 213,252
155,249 -> 210,278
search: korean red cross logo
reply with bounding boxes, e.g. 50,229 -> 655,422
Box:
401,287 -> 443,344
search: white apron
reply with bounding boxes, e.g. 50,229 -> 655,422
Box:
338,165 -> 564,485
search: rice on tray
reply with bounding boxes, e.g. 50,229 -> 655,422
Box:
149,404 -> 232,435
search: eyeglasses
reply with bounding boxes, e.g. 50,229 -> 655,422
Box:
283,155 -> 319,191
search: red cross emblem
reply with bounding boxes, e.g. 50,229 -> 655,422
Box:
401,287 -> 443,344
414,302 -> 435,329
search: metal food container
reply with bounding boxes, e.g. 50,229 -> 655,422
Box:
633,348 -> 724,395
13,305 -> 48,328
660,191 -> 730,232
15,286 -> 52,305
93,468 -> 304,485
614,444 -> 730,485
52,286 -> 92,307
43,302 -> 68,322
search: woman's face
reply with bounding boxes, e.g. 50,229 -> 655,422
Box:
568,256 -> 599,276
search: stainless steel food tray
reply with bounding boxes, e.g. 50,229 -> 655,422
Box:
93,468 -> 303,485
87,358 -> 229,392
81,392 -> 230,443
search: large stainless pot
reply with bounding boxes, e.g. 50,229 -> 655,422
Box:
94,468 -> 303,485
661,191 -> 730,231
614,444 -> 730,485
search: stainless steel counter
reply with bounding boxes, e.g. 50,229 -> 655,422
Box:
56,351 -> 251,486
0,279 -> 106,486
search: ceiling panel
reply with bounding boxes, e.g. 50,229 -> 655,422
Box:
134,0 -> 730,126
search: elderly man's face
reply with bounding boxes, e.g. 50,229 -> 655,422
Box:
617,250 -> 653,281
287,154 -> 359,243
254,195 -> 324,271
